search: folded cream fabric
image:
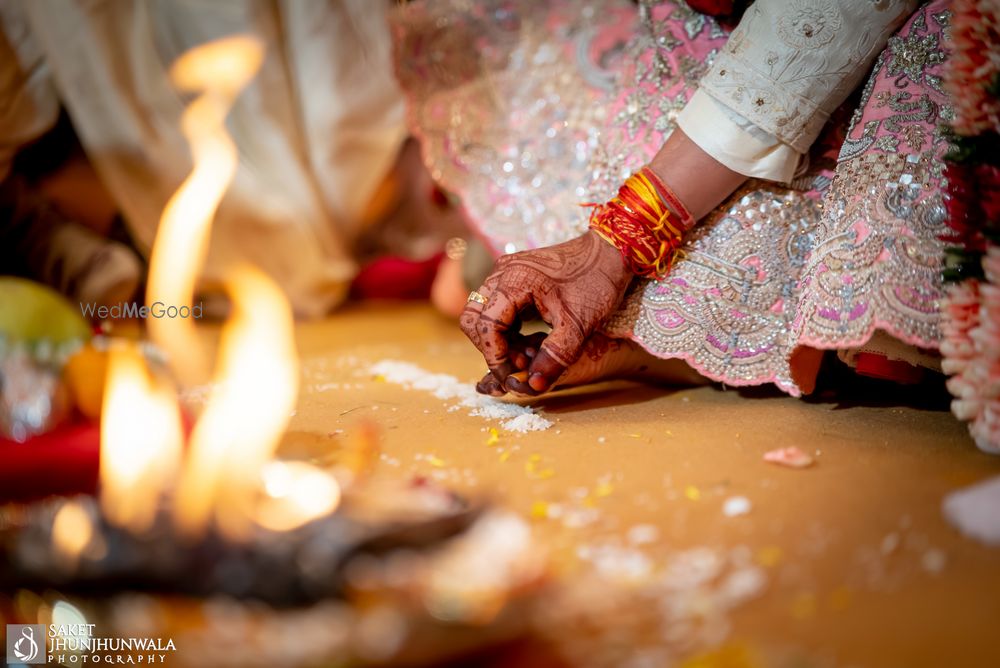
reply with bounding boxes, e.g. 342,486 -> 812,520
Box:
0,0 -> 407,317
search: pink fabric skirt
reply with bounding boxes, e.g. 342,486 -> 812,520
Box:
392,0 -> 952,396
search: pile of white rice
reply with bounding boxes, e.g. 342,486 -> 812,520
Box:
368,360 -> 553,433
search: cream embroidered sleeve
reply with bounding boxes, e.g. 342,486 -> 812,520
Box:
680,0 -> 919,181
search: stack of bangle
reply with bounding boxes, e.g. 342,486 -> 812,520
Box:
588,166 -> 694,278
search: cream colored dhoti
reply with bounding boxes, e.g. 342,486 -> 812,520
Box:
0,0 -> 407,317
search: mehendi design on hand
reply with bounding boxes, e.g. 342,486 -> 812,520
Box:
460,231 -> 633,395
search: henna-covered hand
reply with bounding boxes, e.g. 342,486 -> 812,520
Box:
460,230 -> 632,396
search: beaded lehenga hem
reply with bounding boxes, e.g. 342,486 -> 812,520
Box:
393,0 -> 951,396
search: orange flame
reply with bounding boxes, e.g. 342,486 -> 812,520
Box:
52,499 -> 96,564
99,344 -> 183,532
145,35 -> 264,386
255,461 -> 342,533
99,35 -> 338,541
174,266 -> 301,540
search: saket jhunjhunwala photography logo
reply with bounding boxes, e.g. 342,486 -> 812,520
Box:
6,623 -> 176,665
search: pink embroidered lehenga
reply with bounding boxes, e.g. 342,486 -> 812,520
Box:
392,0 -> 952,396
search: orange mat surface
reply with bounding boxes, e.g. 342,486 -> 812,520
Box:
265,303 -> 1000,667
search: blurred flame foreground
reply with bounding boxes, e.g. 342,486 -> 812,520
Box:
11,36 -> 545,667
98,35 -> 338,544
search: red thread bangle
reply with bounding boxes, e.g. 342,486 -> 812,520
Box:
642,168 -> 695,230
587,167 -> 692,278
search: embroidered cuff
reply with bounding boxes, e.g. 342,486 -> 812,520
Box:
678,89 -> 801,183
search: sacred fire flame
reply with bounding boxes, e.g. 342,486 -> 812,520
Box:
145,35 -> 264,387
254,460 -> 343,533
99,344 -> 183,533
51,498 -> 97,565
174,265 -> 301,540
98,35 -> 340,542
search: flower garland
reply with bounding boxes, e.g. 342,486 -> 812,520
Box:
940,0 -> 1000,453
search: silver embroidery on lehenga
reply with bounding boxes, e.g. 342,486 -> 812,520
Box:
394,1 -> 951,395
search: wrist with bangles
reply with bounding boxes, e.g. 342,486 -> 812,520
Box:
587,166 -> 694,278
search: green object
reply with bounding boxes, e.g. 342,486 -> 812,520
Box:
942,247 -> 985,284
0,277 -> 91,345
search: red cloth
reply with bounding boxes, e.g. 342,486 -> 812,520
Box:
0,414 -> 193,504
349,253 -> 444,301
686,0 -> 735,15
854,352 -> 925,385
686,0 -> 747,25
0,422 -> 100,503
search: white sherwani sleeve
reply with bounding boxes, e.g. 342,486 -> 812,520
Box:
678,0 -> 919,183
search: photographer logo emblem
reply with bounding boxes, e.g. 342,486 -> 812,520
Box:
6,624 -> 46,664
